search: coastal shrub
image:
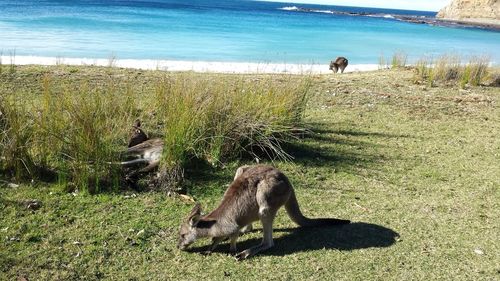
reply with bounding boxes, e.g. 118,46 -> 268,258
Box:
488,71 -> 500,87
0,97 -> 36,180
413,55 -> 490,88
379,51 -> 408,69
0,69 -> 310,193
414,57 -> 433,85
151,74 -> 310,191
391,51 -> 408,68
8,50 -> 16,74
378,53 -> 387,69
465,56 -> 489,86
433,55 -> 461,81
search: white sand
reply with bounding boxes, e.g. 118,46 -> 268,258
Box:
1,55 -> 380,74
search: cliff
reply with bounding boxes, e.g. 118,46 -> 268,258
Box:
436,0 -> 500,25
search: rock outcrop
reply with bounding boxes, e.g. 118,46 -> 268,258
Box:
437,0 -> 500,25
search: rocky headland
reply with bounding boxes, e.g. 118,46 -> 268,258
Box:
437,0 -> 500,27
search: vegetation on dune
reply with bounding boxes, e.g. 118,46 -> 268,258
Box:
378,52 -> 495,89
0,68 -> 310,193
414,54 -> 491,87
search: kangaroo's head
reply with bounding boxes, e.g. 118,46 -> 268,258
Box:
128,119 -> 149,147
329,61 -> 339,73
178,203 -> 202,250
329,60 -> 335,70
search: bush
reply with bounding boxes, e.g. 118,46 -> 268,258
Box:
391,51 -> 408,68
413,55 -> 490,88
0,69 -> 310,193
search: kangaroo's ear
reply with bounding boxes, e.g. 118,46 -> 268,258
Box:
133,119 -> 141,128
233,165 -> 250,180
188,203 -> 202,227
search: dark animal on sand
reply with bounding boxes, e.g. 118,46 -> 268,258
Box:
329,57 -> 349,73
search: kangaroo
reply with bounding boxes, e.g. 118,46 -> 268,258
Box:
177,165 -> 350,260
113,120 -> 163,179
122,137 -> 163,179
329,57 -> 349,73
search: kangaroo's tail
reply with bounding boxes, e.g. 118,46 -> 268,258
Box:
285,189 -> 350,227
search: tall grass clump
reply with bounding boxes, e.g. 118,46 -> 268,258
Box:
463,56 -> 489,87
9,49 -> 16,74
36,76 -> 140,192
151,74 -> 311,191
1,74 -> 139,192
1,69 -> 310,193
0,97 -> 36,180
378,53 -> 387,70
413,54 -> 490,88
391,51 -> 408,68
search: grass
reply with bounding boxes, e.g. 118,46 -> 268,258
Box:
0,66 -> 309,193
378,51 -> 408,69
1,65 -> 500,280
414,55 -> 491,88
391,51 -> 408,68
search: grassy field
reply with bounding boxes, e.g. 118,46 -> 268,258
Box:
1,66 -> 499,280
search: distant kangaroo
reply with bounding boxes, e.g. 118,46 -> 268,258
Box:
177,165 -> 350,260
329,57 -> 348,73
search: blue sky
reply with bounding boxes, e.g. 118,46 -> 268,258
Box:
260,0 -> 452,11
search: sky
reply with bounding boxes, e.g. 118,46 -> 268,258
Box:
260,0 -> 452,12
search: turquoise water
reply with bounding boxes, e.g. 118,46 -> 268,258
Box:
1,0 -> 499,64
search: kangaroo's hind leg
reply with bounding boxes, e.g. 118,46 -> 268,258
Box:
340,65 -> 346,73
235,207 -> 276,261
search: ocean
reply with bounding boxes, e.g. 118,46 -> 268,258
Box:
1,0 -> 499,66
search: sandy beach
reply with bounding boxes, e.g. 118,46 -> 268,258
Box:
1,55 -> 379,74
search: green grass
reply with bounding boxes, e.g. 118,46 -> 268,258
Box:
0,66 -> 309,192
414,55 -> 491,88
1,66 -> 499,280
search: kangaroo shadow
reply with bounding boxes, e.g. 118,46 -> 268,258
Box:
189,222 -> 399,257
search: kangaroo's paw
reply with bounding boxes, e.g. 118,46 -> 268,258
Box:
234,250 -> 251,261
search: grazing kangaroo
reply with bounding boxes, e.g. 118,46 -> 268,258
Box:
329,57 -> 349,73
178,165 -> 350,260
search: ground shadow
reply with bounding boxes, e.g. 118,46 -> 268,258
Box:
186,123 -> 409,192
188,222 -> 399,257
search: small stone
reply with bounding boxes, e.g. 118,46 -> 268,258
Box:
474,249 -> 484,255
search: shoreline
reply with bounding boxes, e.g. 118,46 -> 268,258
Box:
0,56 -> 379,74
279,6 -> 500,31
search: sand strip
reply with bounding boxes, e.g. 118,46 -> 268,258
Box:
1,56 -> 380,74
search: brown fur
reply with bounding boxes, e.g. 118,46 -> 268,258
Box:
121,120 -> 163,178
178,165 -> 350,260
128,119 -> 149,148
122,138 -> 163,179
329,57 -> 349,73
